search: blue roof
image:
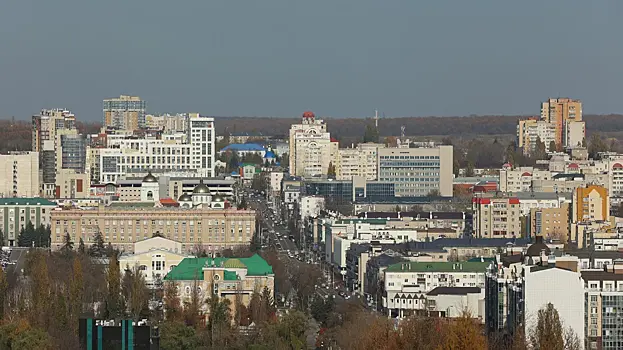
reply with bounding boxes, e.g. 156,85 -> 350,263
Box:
264,150 -> 276,158
221,143 -> 265,152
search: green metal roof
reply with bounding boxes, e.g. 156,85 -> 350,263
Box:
164,254 -> 273,281
385,261 -> 489,273
223,270 -> 239,280
0,198 -> 56,206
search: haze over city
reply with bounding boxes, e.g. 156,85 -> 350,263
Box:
2,0 -> 623,120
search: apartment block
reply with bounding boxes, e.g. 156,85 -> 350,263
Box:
565,121 -> 586,149
55,169 -> 90,199
472,197 -> 522,238
336,143 -> 384,180
0,198 -> 56,246
377,145 -> 453,197
572,185 -> 609,223
499,167 -> 552,192
529,203 -> 570,242
541,97 -> 583,146
0,152 -> 40,198
103,95 -> 146,131
31,109 -> 77,153
288,111 -> 338,177
582,263 -> 623,350
517,119 -> 556,155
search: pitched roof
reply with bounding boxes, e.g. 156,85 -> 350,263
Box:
0,198 -> 56,206
385,261 -> 489,273
427,287 -> 481,296
164,254 -> 273,280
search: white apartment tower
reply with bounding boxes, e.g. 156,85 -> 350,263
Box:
188,115 -> 216,178
288,111 -> 337,177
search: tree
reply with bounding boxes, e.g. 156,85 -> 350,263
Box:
548,141 -> 557,153
442,311 -> 488,350
363,124 -> 379,143
238,197 -> 248,210
88,229 -> 106,257
164,280 -> 182,322
206,292 -> 232,348
0,228 -> 3,247
465,161 -> 475,177
532,137 -> 547,160
0,321 -> 52,350
394,205 -> 401,212
160,321 -> 201,350
28,250 -> 51,328
530,302 -> 564,350
69,257 -> 84,329
122,267 -> 149,320
78,238 -> 85,254
589,133 -> 609,159
105,256 -> 122,319
261,286 -> 276,320
327,162 -> 336,177
17,222 -> 36,247
61,231 -> 73,254
0,267 -> 7,319
427,189 -> 440,197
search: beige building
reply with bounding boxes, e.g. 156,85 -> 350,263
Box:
32,109 -> 77,153
517,119 -> 556,155
118,236 -> 188,287
289,111 -> 338,177
164,254 -> 274,322
336,143 -> 384,180
472,196 -> 522,238
103,95 -> 146,131
530,203 -> 570,242
565,121 -> 586,149
55,169 -> 90,199
540,98 -> 582,147
0,152 -> 40,198
499,167 -> 552,192
572,185 -> 609,223
377,145 -> 453,197
50,206 -> 256,252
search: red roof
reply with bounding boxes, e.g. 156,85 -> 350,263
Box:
302,111 -> 315,119
472,198 -> 491,205
508,198 -> 520,205
568,163 -> 579,168
160,198 -> 179,207
521,172 -> 532,177
502,163 -> 512,169
613,163 -> 623,169
330,137 -> 339,143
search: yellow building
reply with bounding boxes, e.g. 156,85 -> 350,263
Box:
103,95 -> 146,131
530,203 -> 570,242
572,185 -> 609,223
50,205 -> 256,253
164,255 -> 275,321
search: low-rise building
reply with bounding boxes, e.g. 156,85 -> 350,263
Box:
0,198 -> 57,246
426,287 -> 485,322
118,236 -> 188,287
164,254 -> 274,322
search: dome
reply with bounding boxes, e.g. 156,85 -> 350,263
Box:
613,163 -> 623,169
213,192 -> 224,202
526,236 -> 551,256
302,111 -> 315,119
193,179 -> 209,194
264,150 -> 276,159
223,258 -> 246,269
178,193 -> 192,202
142,171 -> 157,183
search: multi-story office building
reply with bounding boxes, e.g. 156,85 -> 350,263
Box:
572,185 -> 609,223
336,143 -> 384,180
540,97 -> 583,147
0,198 -> 56,246
97,121 -> 215,183
289,111 -> 338,177
377,145 -> 453,197
0,152 -> 40,198
59,134 -> 86,172
383,261 -> 489,318
472,196 -> 521,238
517,118 -> 556,155
499,167 -> 552,192
31,109 -> 77,152
187,115 -> 216,178
50,205 -> 256,253
582,263 -> 623,350
103,95 -> 146,131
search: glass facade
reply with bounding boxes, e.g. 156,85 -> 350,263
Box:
61,135 -> 86,172
601,295 -> 623,349
378,155 -> 441,196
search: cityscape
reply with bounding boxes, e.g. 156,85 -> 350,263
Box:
0,94 -> 621,350
2,2 -> 623,350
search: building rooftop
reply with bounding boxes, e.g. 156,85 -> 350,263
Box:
427,287 -> 481,296
386,261 -> 490,273
220,143 -> 266,152
581,270 -> 623,281
164,254 -> 273,281
0,198 -> 57,206
357,211 -> 467,220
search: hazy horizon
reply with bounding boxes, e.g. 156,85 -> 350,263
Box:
1,1 -> 622,121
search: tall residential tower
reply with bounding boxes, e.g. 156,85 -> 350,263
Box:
103,95 -> 146,131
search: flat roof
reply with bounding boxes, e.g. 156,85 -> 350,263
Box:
386,261 -> 489,273
0,198 -> 57,206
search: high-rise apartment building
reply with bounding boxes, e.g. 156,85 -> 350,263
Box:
289,111 -> 338,177
336,143 -> 384,181
540,98 -> 582,146
472,196 -> 521,238
32,109 -> 77,152
565,121 -> 586,149
103,95 -> 146,131
517,119 -> 556,155
188,115 -> 216,178
377,145 -> 453,197
59,134 -> 86,172
0,152 -> 40,198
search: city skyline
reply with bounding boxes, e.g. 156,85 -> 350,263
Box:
1,1 -> 623,121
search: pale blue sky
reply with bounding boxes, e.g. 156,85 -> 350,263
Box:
1,0 -> 622,120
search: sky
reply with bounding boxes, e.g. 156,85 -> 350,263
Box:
1,1 -> 622,121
